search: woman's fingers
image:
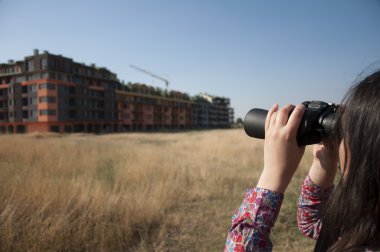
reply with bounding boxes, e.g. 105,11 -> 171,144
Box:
275,104 -> 295,127
266,103 -> 305,139
286,104 -> 305,138
265,104 -> 278,133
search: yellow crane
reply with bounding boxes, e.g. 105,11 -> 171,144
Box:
130,65 -> 169,91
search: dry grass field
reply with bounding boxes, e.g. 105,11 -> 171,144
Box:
0,129 -> 316,251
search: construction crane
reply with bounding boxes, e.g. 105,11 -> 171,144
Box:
130,65 -> 169,90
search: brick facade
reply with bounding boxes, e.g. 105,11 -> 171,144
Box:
0,50 -> 234,133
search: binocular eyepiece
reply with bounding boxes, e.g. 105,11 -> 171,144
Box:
244,101 -> 340,145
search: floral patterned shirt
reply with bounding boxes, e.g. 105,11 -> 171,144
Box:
297,176 -> 334,240
224,176 -> 334,252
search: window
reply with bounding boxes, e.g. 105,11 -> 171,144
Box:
69,110 -> 76,118
39,83 -> 56,90
15,76 -> 26,83
29,97 -> 37,105
22,110 -> 28,119
69,87 -> 75,94
28,84 -> 37,92
50,125 -> 60,133
41,58 -> 48,69
0,112 -> 7,120
32,73 -> 40,80
39,109 -> 56,116
39,96 -> 56,103
73,77 -> 82,84
22,86 -> 28,94
28,60 -> 34,71
22,98 -> 28,106
30,109 -> 37,117
64,125 -> 72,133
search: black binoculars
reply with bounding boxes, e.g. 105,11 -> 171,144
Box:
244,101 -> 340,145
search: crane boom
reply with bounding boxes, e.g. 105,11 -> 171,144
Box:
130,65 -> 169,90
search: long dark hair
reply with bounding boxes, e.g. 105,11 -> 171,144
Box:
321,70 -> 380,251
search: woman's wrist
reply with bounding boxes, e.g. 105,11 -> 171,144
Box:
256,167 -> 291,194
308,158 -> 338,188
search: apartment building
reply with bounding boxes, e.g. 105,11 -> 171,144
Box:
116,84 -> 194,131
0,50 -> 234,133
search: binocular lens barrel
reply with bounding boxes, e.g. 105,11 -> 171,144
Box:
243,108 -> 268,139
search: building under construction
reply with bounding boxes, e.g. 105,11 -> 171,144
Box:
0,50 -> 234,133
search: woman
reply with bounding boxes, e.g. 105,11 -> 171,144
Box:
224,70 -> 380,252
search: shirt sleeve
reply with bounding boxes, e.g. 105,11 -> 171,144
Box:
297,176 -> 334,240
224,187 -> 284,252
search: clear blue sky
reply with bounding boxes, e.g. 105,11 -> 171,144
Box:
1,0 -> 380,119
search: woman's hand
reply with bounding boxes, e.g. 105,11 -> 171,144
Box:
308,142 -> 339,188
257,103 -> 306,193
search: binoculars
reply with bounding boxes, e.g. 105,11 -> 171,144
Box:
244,101 -> 340,145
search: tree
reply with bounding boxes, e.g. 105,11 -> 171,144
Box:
235,118 -> 243,128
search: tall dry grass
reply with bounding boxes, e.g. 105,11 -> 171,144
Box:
0,129 -> 315,251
